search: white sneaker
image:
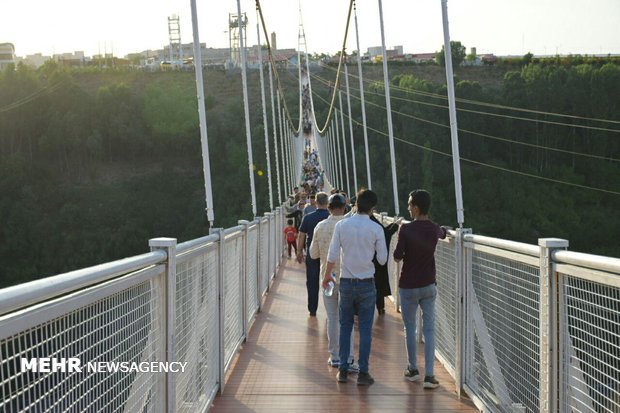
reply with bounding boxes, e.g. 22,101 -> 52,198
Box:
327,359 -> 340,368
347,362 -> 360,373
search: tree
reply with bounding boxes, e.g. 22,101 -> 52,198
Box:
435,41 -> 466,67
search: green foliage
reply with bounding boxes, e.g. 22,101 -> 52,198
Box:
436,41 -> 467,67
0,60 -> 618,289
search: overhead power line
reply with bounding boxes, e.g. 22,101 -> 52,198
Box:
309,72 -> 620,163
310,85 -> 620,196
318,61 -> 620,128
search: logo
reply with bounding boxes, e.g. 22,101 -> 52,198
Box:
20,358 -> 188,373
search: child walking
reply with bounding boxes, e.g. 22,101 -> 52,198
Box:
284,219 -> 298,258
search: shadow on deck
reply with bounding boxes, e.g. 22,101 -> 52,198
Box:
210,258 -> 478,412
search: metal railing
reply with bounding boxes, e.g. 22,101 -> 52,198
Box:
0,207 -> 286,413
428,230 -> 620,413
1,207 -> 619,413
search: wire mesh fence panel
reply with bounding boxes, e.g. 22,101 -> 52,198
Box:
468,250 -> 540,413
223,233 -> 244,368
0,277 -> 165,413
435,237 -> 458,375
247,225 -> 259,323
559,273 -> 620,413
174,246 -> 219,412
260,219 -> 269,296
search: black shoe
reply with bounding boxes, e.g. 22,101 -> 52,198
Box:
423,375 -> 439,389
404,367 -> 420,382
378,308 -> 386,315
357,372 -> 375,386
337,370 -> 348,383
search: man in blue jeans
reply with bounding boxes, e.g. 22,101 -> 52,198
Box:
297,192 -> 329,316
393,189 -> 448,389
322,189 -> 387,385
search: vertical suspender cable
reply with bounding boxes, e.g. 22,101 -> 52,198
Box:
256,15 -> 273,211
441,0 -> 465,227
290,129 -> 296,186
237,0 -> 257,218
288,128 -> 295,189
339,90 -> 351,196
190,0 -> 215,227
354,1 -> 372,189
268,63 -> 282,204
334,119 -> 343,190
326,131 -> 332,188
344,63 -> 358,193
378,0 -> 400,216
277,93 -> 289,194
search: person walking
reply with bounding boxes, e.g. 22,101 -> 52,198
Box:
393,189 -> 448,389
321,189 -> 387,385
297,192 -> 329,316
309,194 -> 358,372
283,219 -> 298,258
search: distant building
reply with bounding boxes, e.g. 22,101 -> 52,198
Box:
410,53 -> 436,63
366,45 -> 404,62
54,51 -> 86,66
0,43 -> 16,70
20,53 -> 52,68
271,32 -> 277,51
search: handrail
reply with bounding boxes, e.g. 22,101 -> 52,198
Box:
464,234 -> 539,257
0,250 -> 166,317
177,233 -> 219,254
553,250 -> 620,274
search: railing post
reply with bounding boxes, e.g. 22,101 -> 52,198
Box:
275,207 -> 281,271
212,228 -> 226,395
455,228 -> 472,398
149,237 -> 177,413
264,213 -> 273,288
539,238 -> 569,413
239,220 -> 250,342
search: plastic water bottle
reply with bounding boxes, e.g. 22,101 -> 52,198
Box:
324,273 -> 337,297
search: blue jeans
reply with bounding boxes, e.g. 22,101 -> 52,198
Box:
305,255 -> 320,314
338,278 -> 376,374
399,284 -> 437,376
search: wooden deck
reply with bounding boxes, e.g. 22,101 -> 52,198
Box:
210,258 -> 478,412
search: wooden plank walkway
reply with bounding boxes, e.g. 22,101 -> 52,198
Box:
210,258 -> 478,412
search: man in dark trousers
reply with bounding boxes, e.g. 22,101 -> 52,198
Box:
297,192 -> 329,316
394,189 -> 448,390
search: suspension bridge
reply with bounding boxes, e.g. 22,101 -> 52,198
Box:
1,0 -> 620,412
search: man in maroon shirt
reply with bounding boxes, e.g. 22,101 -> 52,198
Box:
393,190 -> 448,389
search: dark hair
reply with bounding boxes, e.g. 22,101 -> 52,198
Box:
287,219 -> 293,225
409,189 -> 431,215
356,189 -> 378,214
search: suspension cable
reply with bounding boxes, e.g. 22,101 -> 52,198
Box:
339,91 -> 351,196
255,0 -> 300,133
344,64 -> 359,192
354,1 -> 372,189
236,0 -> 257,218
256,11 -> 274,210
306,0 -> 355,134
268,62 -> 283,203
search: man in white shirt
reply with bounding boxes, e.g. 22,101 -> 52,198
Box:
321,189 -> 387,385
309,194 -> 357,372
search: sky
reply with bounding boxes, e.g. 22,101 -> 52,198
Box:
3,0 -> 620,58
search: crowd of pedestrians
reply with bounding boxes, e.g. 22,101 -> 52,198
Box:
282,132 -> 449,388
